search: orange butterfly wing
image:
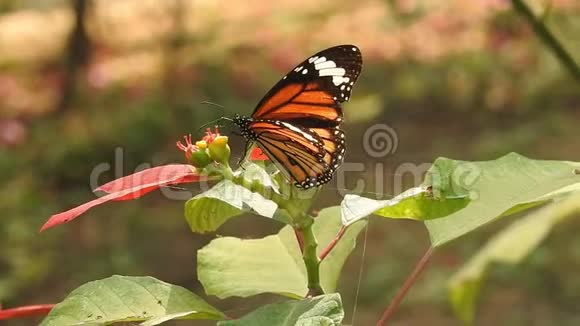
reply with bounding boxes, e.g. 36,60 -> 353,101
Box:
249,121 -> 331,188
233,45 -> 362,188
252,83 -> 341,124
251,45 -> 362,125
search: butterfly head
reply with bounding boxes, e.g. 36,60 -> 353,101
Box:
232,115 -> 257,141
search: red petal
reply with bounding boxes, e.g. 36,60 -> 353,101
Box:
0,304 -> 54,320
250,147 -> 269,161
110,174 -> 203,201
41,165 -> 205,231
41,189 -> 140,231
96,164 -> 202,198
111,185 -> 161,201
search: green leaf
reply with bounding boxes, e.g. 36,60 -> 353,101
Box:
198,207 -> 366,298
238,161 -> 281,194
198,231 -> 306,299
185,179 -> 278,233
40,275 -> 225,326
315,207 -> 367,293
218,293 -> 344,326
449,192 -> 580,324
236,162 -> 321,226
341,186 -> 470,225
424,153 -> 580,246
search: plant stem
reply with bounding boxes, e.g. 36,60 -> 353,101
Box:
319,226 -> 346,261
376,246 -> 435,326
221,165 -> 235,181
294,229 -> 305,253
511,0 -> 580,83
300,222 -> 323,297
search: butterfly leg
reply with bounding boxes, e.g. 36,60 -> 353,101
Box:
237,141 -> 254,168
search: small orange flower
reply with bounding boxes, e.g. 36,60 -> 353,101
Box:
176,134 -> 197,161
202,127 -> 220,143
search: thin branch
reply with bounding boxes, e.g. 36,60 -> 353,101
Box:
376,246 -> 435,326
294,228 -> 305,253
319,226 -> 347,261
511,0 -> 580,83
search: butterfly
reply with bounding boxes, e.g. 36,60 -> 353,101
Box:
233,45 -> 363,189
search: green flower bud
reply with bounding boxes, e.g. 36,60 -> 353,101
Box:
208,136 -> 231,165
189,149 -> 212,168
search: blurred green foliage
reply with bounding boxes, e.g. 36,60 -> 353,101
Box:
1,0 -> 580,325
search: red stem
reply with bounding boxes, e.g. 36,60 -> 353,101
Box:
319,226 -> 347,261
0,304 -> 55,320
294,228 -> 305,253
376,246 -> 435,326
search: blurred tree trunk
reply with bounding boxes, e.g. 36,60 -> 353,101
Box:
55,0 -> 92,113
164,0 -> 187,102
163,0 -> 190,128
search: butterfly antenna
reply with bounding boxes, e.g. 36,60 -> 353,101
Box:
200,101 -> 226,110
197,117 -> 227,132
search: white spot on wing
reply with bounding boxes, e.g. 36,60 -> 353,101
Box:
302,69 -> 308,74
319,68 -> 346,77
308,56 -> 318,63
281,122 -> 317,142
313,56 -> 326,64
315,61 -> 336,70
332,76 -> 350,86
352,47 -> 357,51
294,66 -> 303,72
